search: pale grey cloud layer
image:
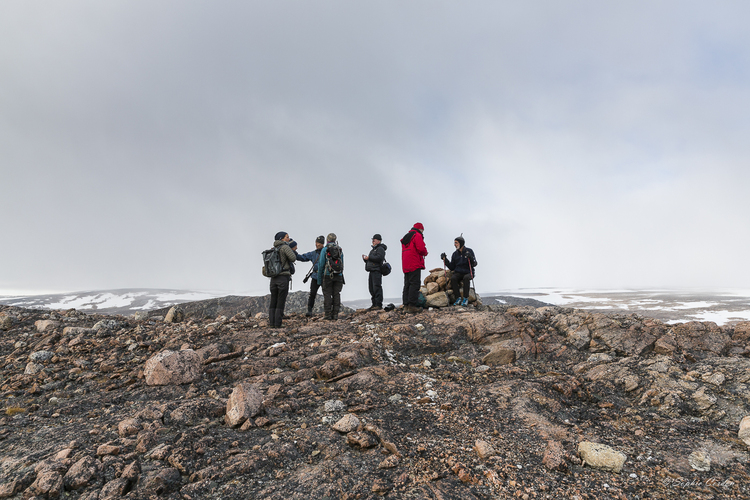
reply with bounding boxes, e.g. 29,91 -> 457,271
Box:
2,1 -> 750,300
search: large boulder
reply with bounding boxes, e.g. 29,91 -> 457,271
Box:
144,350 -> 202,386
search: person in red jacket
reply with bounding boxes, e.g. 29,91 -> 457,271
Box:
401,222 -> 428,313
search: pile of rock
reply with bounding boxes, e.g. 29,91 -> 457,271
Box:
420,268 -> 480,308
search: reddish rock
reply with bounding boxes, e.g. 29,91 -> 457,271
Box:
63,456 -> 100,490
482,347 -> 516,366
226,382 -> 263,427
118,418 -> 142,437
543,440 -> 566,471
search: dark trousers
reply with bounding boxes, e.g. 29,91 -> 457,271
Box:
269,275 -> 290,327
322,276 -> 344,319
307,278 -> 321,311
368,271 -> 383,307
402,270 -> 421,307
451,272 -> 471,300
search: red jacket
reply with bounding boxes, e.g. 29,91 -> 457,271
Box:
401,230 -> 428,273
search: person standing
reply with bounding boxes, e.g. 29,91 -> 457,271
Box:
363,234 -> 387,310
400,222 -> 428,313
317,233 -> 345,320
441,235 -> 477,306
268,231 -> 296,328
296,235 -> 325,316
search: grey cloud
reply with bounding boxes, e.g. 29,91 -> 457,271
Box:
2,1 -> 750,299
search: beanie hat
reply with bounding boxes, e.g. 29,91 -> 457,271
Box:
275,231 -> 288,241
372,234 -> 382,241
455,236 -> 465,247
316,235 -> 325,244
412,222 -> 424,232
289,240 -> 297,249
327,233 -> 337,243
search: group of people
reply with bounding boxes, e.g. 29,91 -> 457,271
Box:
265,223 -> 477,328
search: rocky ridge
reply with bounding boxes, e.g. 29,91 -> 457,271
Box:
1,300 -> 749,499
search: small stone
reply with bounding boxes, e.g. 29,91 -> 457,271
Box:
347,431 -> 379,448
332,414 -> 360,433
324,400 -> 346,412
542,440 -> 566,471
578,441 -> 626,473
118,418 -> 142,437
474,440 -> 495,459
97,444 -> 120,456
689,450 -> 711,471
24,362 -> 44,375
378,455 -> 400,469
29,351 -> 54,362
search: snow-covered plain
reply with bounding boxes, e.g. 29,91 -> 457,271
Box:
0,289 -> 223,315
489,288 -> 750,326
3,288 -> 750,325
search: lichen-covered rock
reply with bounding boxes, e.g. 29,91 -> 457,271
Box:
144,349 -> 202,385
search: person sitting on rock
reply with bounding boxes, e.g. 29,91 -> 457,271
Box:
441,235 -> 477,306
295,235 -> 325,317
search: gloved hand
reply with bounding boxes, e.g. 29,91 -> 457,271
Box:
440,252 -> 447,260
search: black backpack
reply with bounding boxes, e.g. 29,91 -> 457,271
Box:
262,247 -> 284,277
325,244 -> 344,275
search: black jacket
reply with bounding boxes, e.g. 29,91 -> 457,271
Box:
365,243 -> 387,273
445,247 -> 477,276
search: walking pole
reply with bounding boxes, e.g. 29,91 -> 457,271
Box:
468,251 -> 476,304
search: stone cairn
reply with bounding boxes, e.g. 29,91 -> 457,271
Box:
420,267 -> 480,308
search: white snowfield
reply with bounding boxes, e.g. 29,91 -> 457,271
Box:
2,288 -> 750,326
491,288 -> 750,326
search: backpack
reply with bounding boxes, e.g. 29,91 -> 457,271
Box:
262,247 -> 284,277
380,260 -> 392,276
325,244 -> 344,275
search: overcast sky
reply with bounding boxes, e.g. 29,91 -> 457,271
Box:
2,1 -> 750,301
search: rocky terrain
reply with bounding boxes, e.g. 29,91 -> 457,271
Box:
1,296 -> 750,499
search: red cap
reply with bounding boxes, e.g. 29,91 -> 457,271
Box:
413,222 -> 424,231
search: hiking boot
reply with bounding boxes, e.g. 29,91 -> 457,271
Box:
461,298 -> 469,306
305,308 -> 313,317
453,298 -> 462,306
